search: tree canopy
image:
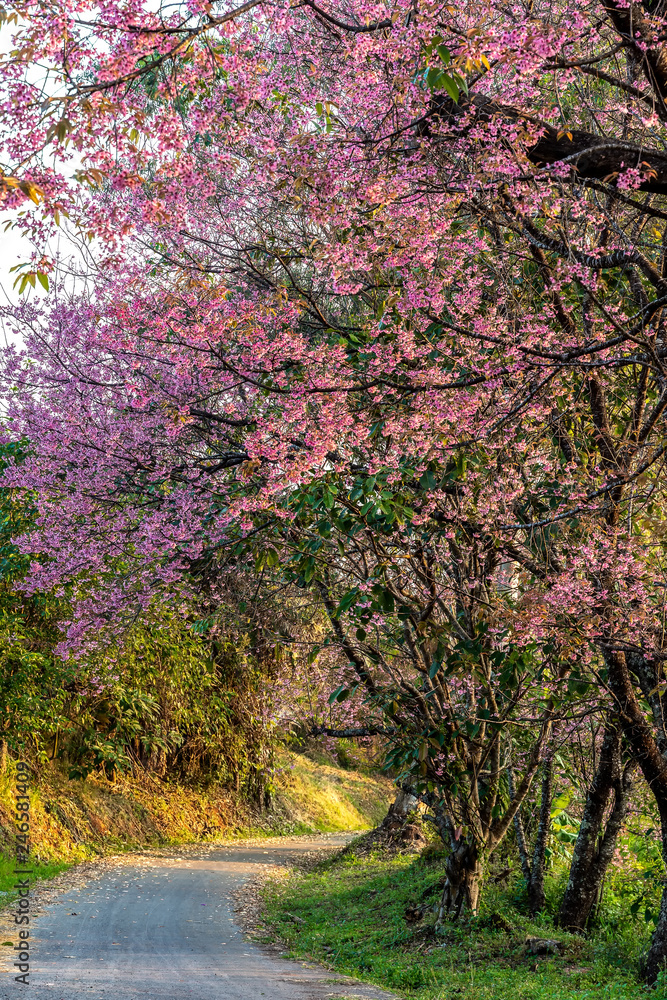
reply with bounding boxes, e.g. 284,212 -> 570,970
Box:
6,0 -> 667,980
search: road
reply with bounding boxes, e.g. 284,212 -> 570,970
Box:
0,835 -> 396,1000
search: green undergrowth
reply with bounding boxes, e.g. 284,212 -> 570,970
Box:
0,855 -> 70,910
261,847 -> 658,1000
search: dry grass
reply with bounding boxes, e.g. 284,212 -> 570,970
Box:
0,751 -> 393,864
273,753 -> 393,833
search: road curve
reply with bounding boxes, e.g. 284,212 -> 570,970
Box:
0,835 -> 396,1000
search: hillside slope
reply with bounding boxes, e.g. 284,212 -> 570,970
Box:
0,751 -> 393,863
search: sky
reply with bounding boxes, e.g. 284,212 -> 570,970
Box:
0,220 -> 35,304
0,17 -> 82,309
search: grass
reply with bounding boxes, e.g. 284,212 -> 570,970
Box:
0,854 -> 71,908
0,751 -> 392,867
272,750 -> 393,832
261,846 -> 662,1000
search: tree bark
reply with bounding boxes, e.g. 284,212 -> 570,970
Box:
604,650 -> 667,982
508,756 -> 552,915
437,837 -> 484,921
384,788 -> 418,824
602,1 -> 667,108
645,873 -> 667,984
558,718 -> 633,931
528,759 -> 553,917
429,94 -> 667,195
507,764 -> 531,884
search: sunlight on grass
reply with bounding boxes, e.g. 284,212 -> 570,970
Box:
0,854 -> 71,907
262,849 -> 659,999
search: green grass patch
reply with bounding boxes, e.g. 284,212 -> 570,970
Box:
0,853 -> 71,907
261,847 -> 659,999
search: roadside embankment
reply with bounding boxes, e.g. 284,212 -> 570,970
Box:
0,750 -> 392,869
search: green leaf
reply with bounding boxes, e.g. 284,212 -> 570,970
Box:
453,71 -> 468,96
436,44 -> 451,66
425,67 -> 445,91
329,684 -> 353,704
328,684 -> 346,704
419,469 -> 437,490
372,585 -> 395,613
302,558 -> 315,583
550,790 -> 571,818
441,75 -> 460,102
336,587 -> 359,615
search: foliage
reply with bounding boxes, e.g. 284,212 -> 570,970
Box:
603,825 -> 666,933
0,443 -> 276,794
0,751 -> 389,869
261,848 -> 653,999
8,0 -> 667,976
0,441 -> 76,756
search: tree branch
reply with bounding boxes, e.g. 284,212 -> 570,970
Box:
310,725 -> 396,737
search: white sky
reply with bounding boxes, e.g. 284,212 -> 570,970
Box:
0,222 -> 36,304
0,17 -> 81,308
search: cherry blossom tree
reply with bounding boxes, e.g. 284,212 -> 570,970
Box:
6,0 -> 667,976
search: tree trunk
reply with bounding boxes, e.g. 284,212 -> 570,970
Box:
528,759 -> 553,916
437,838 -> 483,921
645,860 -> 667,986
374,787 -> 424,848
508,764 -> 531,884
383,788 -> 418,826
509,757 -> 552,915
604,650 -> 667,982
558,718 -> 633,931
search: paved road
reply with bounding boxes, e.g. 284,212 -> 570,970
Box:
0,835 -> 395,1000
